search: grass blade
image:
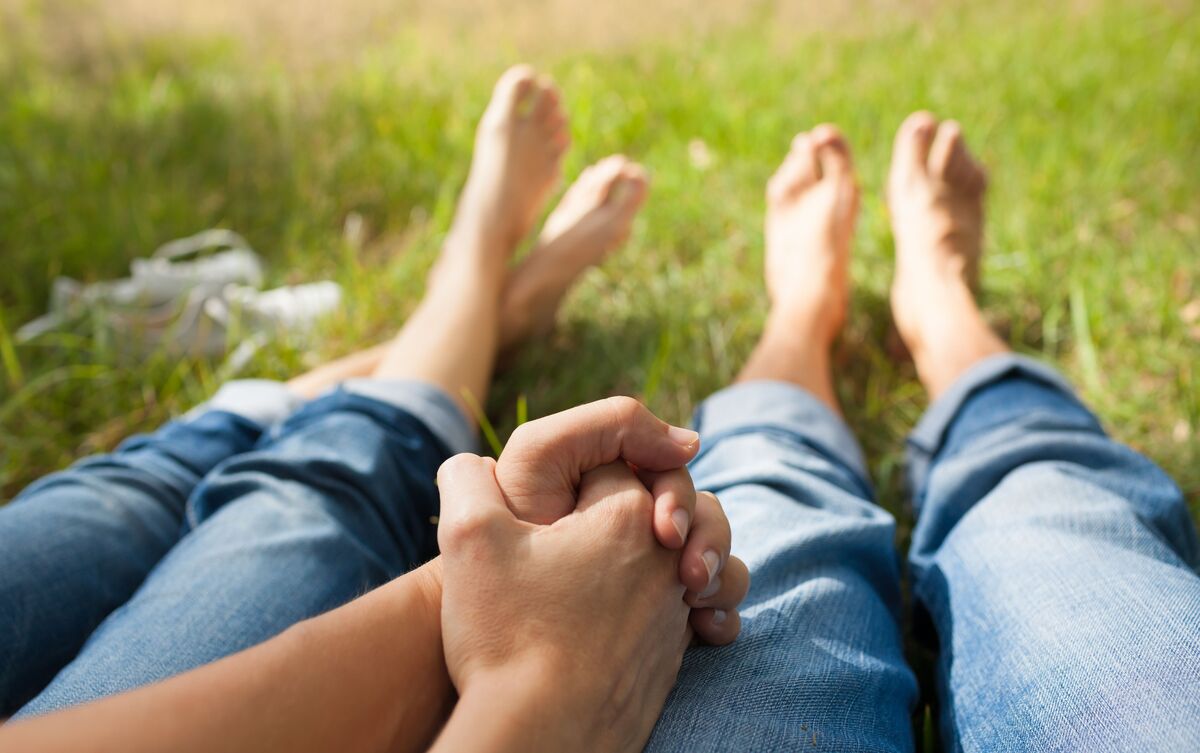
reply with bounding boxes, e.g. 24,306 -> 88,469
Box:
1069,282 -> 1103,394
460,388 -> 503,457
0,308 -> 24,390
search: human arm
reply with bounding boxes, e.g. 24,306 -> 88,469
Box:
0,562 -> 449,753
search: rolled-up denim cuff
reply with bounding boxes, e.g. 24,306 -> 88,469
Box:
906,353 -> 1077,494
339,379 -> 478,456
186,379 -> 305,428
693,379 -> 870,493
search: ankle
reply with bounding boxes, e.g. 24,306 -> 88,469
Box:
738,314 -> 840,413
896,290 -> 1008,398
766,297 -> 843,352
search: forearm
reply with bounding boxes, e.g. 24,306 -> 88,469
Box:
0,562 -> 452,753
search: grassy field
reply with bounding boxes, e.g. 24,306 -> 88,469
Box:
0,0 -> 1196,746
1,0 -> 1197,515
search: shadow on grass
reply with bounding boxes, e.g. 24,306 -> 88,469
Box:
487,306 -> 670,442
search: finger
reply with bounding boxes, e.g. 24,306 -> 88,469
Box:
679,491 -> 732,594
576,461 -> 654,516
498,396 -> 701,524
690,607 -> 742,647
435,454 -> 512,554
636,467 -> 697,550
686,555 -> 749,612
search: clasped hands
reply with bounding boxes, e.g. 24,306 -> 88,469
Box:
427,396 -> 750,751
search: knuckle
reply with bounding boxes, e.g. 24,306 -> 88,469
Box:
610,485 -> 655,532
505,420 -> 541,451
438,511 -> 495,553
665,467 -> 697,495
602,395 -> 644,424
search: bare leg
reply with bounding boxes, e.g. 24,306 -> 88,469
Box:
366,65 -> 570,423
287,344 -> 390,400
887,112 -> 1008,398
287,154 -> 647,403
500,154 -> 647,348
737,125 -> 859,413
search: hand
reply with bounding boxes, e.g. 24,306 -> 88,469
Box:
494,395 -> 748,644
436,456 -> 691,751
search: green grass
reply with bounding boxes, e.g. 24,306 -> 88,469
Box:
1,2 -> 1197,514
0,2 -> 1196,747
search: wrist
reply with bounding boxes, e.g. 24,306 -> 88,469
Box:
442,657 -> 605,753
409,557 -> 444,625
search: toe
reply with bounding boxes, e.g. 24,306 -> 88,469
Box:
595,154 -> 629,175
928,119 -> 963,180
563,156 -> 621,208
612,163 -> 649,208
893,111 -> 938,179
811,123 -> 854,181
943,121 -> 988,195
533,78 -> 562,121
492,64 -> 538,114
767,132 -> 819,201
590,155 -> 629,200
789,131 -> 822,182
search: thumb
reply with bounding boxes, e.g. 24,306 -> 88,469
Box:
497,396 -> 700,524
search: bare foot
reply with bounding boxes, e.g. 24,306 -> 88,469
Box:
441,64 -> 570,279
287,157 -> 646,391
736,125 -> 859,413
888,112 -> 1007,398
499,155 -> 648,351
763,124 -> 858,347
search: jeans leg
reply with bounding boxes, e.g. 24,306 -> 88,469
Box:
908,354 -> 1200,753
0,379 -> 300,716
647,381 -> 918,753
14,380 -> 473,717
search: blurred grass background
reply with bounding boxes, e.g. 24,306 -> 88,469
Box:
0,0 -> 1196,517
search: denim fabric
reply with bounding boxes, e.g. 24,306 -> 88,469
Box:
0,409 -> 264,716
907,354 -> 1200,752
11,381 -> 470,718
7,356 -> 1199,750
647,381 -> 919,752
650,355 -> 1200,752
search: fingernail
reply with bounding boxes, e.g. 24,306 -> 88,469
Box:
701,549 -> 721,585
668,425 -> 700,449
712,609 -> 727,625
670,508 -> 690,544
699,575 -> 721,600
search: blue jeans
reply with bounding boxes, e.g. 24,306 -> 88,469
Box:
645,354 -> 1200,752
4,356 -> 1199,752
2,378 -> 473,718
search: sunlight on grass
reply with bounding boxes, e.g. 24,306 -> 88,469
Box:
0,0 -> 1196,531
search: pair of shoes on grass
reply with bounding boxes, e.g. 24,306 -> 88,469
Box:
17,229 -> 341,359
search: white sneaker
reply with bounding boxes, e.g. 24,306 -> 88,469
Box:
130,229 -> 263,301
17,230 -> 340,359
158,282 -> 343,357
17,229 -> 264,342
220,281 -> 343,334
